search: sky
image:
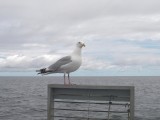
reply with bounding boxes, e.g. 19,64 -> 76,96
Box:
0,0 -> 160,76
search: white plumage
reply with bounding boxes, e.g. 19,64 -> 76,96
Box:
36,41 -> 85,85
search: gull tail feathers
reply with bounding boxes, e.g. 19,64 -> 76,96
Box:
36,68 -> 47,75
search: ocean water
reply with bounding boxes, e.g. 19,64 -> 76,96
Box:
0,76 -> 160,120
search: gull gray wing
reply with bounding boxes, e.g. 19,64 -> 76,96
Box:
48,56 -> 72,71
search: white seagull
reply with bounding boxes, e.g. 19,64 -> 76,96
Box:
36,41 -> 85,85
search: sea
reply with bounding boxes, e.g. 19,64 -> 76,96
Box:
0,76 -> 160,120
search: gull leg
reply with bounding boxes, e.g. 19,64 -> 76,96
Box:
68,74 -> 76,85
64,73 -> 67,85
68,73 -> 71,85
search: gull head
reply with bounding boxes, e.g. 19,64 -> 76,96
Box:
76,41 -> 85,48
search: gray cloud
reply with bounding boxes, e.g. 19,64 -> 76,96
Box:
1,0 -> 160,71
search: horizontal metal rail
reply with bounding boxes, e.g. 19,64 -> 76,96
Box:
53,93 -> 130,99
53,115 -> 108,120
54,108 -> 129,113
54,100 -> 130,106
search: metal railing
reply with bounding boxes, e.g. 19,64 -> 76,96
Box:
48,84 -> 134,120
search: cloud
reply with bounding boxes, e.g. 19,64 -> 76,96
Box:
114,54 -> 160,66
0,54 -> 61,71
0,0 -> 160,74
83,39 -> 160,68
82,57 -> 114,70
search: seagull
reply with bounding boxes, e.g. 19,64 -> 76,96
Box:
36,41 -> 85,85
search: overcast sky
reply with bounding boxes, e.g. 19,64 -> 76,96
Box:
1,0 -> 160,76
